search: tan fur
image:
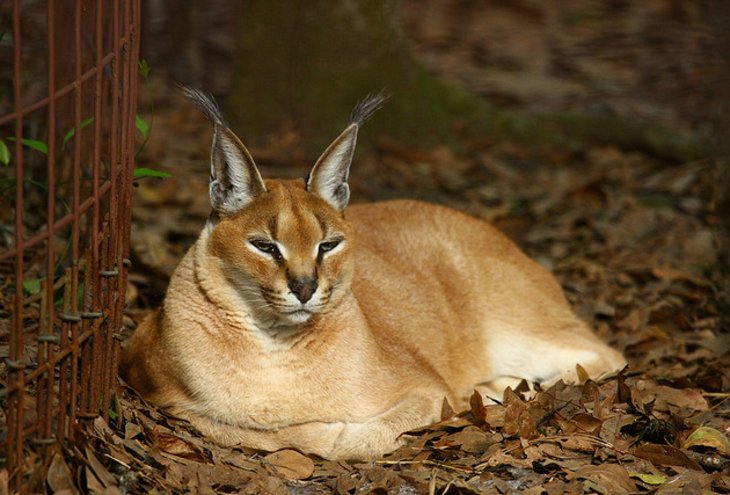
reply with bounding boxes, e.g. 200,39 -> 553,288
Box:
120,92 -> 625,460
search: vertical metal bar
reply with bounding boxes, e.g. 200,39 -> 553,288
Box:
42,0 -> 58,445
93,1 -> 103,328
37,278 -> 48,441
68,0 -> 84,432
108,0 -> 120,282
68,268 -> 79,431
109,0 -> 140,410
107,0 -> 122,376
58,268 -> 72,440
103,1 -> 123,422
111,0 -> 140,396
79,255 -> 91,418
117,0 -> 134,377
71,0 -> 82,267
54,0 -> 72,445
98,0 -> 115,420
91,0 -> 106,422
120,0 -> 142,380
54,0 -> 71,444
75,1 -> 92,422
99,2 -> 115,421
9,0 -> 26,485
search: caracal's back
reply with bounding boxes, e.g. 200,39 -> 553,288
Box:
347,199 -> 624,401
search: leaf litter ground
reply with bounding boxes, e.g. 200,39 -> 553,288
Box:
22,83 -> 730,493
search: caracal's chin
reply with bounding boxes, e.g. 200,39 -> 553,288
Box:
269,299 -> 322,327
280,308 -> 314,325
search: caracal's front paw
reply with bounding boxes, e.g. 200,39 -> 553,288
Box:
328,422 -> 404,460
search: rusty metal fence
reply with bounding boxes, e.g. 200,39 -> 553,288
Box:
0,0 -> 141,489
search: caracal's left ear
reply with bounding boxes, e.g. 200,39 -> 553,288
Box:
180,86 -> 266,216
307,91 -> 389,211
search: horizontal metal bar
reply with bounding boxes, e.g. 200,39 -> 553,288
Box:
0,324 -> 99,398
0,180 -> 111,261
0,52 -> 116,126
30,437 -> 58,446
60,313 -> 82,322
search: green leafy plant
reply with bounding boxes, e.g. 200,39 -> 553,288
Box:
5,136 -> 49,155
132,58 -> 170,181
133,167 -> 171,179
0,139 -> 9,165
61,116 -> 94,151
3,59 -> 169,300
135,114 -> 150,141
22,278 -> 41,295
138,58 -> 150,80
2,59 -> 165,176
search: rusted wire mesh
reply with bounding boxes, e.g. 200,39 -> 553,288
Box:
0,0 -> 141,489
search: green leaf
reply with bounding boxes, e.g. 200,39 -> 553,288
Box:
133,167 -> 171,179
22,278 -> 41,295
0,139 -> 9,165
138,58 -> 150,80
135,114 -> 150,140
98,396 -> 119,421
6,137 -> 49,155
628,472 -> 667,485
62,117 -> 95,149
22,138 -> 49,154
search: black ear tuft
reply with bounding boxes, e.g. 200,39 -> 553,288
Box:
349,90 -> 390,127
179,85 -> 227,126
179,85 -> 266,215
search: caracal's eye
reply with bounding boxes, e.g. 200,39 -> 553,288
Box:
318,239 -> 341,256
250,240 -> 282,260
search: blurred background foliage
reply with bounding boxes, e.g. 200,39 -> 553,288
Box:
140,0 -> 728,162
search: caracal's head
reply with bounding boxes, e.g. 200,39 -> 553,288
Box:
182,88 -> 386,330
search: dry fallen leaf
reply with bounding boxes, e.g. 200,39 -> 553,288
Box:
469,390 -> 488,427
576,363 -> 590,384
441,396 -> 456,420
46,453 -> 76,494
564,412 -> 603,436
124,422 -> 143,441
683,426 -> 730,456
568,464 -> 636,495
651,385 -> 709,412
264,449 -> 315,480
502,387 -> 527,437
633,443 -> 703,471
152,432 -> 208,462
441,426 -> 497,453
84,447 -> 120,491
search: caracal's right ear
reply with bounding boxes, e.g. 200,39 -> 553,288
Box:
307,91 -> 389,211
181,87 -> 266,216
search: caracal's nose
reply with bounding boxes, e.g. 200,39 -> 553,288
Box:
288,277 -> 318,303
